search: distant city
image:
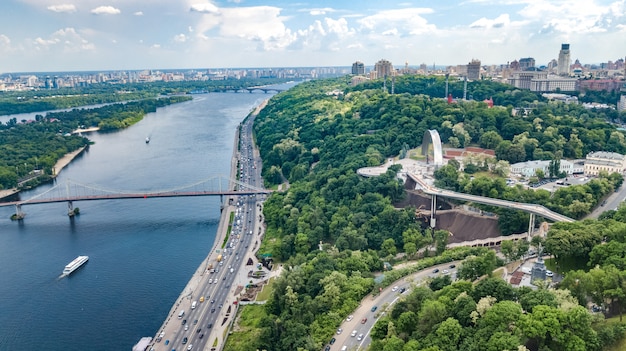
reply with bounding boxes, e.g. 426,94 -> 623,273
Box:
1,43 -> 625,110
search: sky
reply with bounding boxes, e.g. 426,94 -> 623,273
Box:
0,0 -> 625,73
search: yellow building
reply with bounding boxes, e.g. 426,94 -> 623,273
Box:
584,151 -> 626,176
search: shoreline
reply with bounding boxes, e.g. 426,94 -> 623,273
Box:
52,146 -> 88,177
0,146 -> 88,201
72,127 -> 100,134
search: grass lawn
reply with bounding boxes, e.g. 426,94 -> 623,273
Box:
223,304 -> 267,351
545,256 -> 588,274
599,315 -> 626,351
255,276 -> 276,301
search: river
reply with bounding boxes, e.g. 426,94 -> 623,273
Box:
0,90 -> 283,351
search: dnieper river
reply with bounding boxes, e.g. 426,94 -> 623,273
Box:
0,92 -> 273,350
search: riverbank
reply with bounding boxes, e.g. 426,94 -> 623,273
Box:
72,127 -> 100,134
52,146 -> 88,177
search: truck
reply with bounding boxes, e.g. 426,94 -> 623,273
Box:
217,254 -> 223,262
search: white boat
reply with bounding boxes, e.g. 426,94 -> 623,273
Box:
62,256 -> 89,276
145,137 -> 150,143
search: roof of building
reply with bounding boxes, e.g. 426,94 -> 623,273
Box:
587,151 -> 625,160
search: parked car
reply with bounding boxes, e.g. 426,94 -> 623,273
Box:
371,306 -> 378,312
361,318 -> 367,324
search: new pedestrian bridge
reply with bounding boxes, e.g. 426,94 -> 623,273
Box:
0,175 -> 271,219
407,173 -> 574,238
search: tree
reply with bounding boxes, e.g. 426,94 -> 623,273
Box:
381,238 -> 397,257
479,131 -> 504,149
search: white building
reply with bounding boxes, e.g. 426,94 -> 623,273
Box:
510,159 -> 573,177
584,151 -> 626,176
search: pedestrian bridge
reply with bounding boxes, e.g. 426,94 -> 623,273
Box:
407,173 -> 574,224
0,175 -> 271,219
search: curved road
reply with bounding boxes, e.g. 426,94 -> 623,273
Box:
327,260 -> 460,351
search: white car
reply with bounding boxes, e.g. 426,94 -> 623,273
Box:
346,315 -> 353,322
187,344 -> 193,350
351,330 -> 357,337
357,334 -> 364,341
546,270 -> 554,277
391,286 -> 398,292
442,269 -> 450,275
336,328 -> 343,335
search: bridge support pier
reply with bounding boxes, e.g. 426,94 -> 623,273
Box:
12,204 -> 25,220
527,213 -> 535,241
430,195 -> 437,228
67,201 -> 75,217
220,195 -> 224,212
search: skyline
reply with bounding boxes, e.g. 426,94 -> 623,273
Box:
1,0 -> 626,73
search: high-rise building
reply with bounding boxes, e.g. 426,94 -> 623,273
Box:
351,61 -> 365,75
557,44 -> 571,76
519,57 -> 535,71
467,59 -> 481,80
373,59 -> 394,79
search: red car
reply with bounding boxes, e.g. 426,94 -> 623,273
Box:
361,318 -> 367,324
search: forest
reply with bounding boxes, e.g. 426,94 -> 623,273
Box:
0,77 -> 290,115
220,75 -> 626,350
0,96 -> 190,189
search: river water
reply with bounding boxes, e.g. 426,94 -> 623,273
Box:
0,91 -> 278,350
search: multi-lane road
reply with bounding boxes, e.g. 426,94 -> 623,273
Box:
327,261 -> 460,351
148,103 -> 267,351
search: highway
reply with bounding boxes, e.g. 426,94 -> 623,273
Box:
149,102 -> 267,351
328,261 -> 460,351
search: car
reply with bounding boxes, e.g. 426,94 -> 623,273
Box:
601,200 -> 607,206
219,304 -> 223,309
371,306 -> 378,312
329,338 -> 336,345
391,286 -> 398,292
199,334 -> 204,339
197,328 -> 201,333
443,269 -> 450,275
336,328 -> 343,335
207,323 -> 213,328
182,319 -> 187,325
361,318 -> 367,324
357,333 -> 364,341
449,264 -> 456,269
211,299 -> 215,304
399,287 -> 406,293
346,315 -> 353,322
433,268 -> 440,273
351,330 -> 357,337
182,337 -> 188,344
325,346 -> 331,351
211,308 -> 216,313
187,344 -> 193,350
546,270 -> 554,277
184,324 -> 188,331
165,340 -> 169,345
208,278 -> 213,283
193,319 -> 198,325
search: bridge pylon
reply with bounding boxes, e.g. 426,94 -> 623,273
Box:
12,204 -> 25,220
430,195 -> 437,228
527,213 -> 535,241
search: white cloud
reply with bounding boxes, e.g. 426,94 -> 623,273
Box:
151,44 -> 161,49
91,6 -> 121,15
190,3 -> 219,14
358,8 -> 436,35
0,34 -> 11,45
33,27 -> 95,51
382,28 -> 399,36
134,11 -> 144,16
192,5 -> 296,51
174,34 -> 188,42
307,8 -> 335,16
47,4 -> 77,13
470,14 -> 511,28
517,0 -> 621,34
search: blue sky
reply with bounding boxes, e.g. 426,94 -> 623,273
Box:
1,0 -> 625,72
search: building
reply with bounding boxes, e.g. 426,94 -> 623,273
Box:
519,57 -> 535,71
578,79 -> 623,92
350,75 -> 368,86
584,151 -> 626,176
508,71 -> 578,92
557,44 -> 571,76
510,159 -> 573,177
619,95 -> 626,112
467,59 -> 481,80
351,61 -> 365,75
373,59 -> 394,79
